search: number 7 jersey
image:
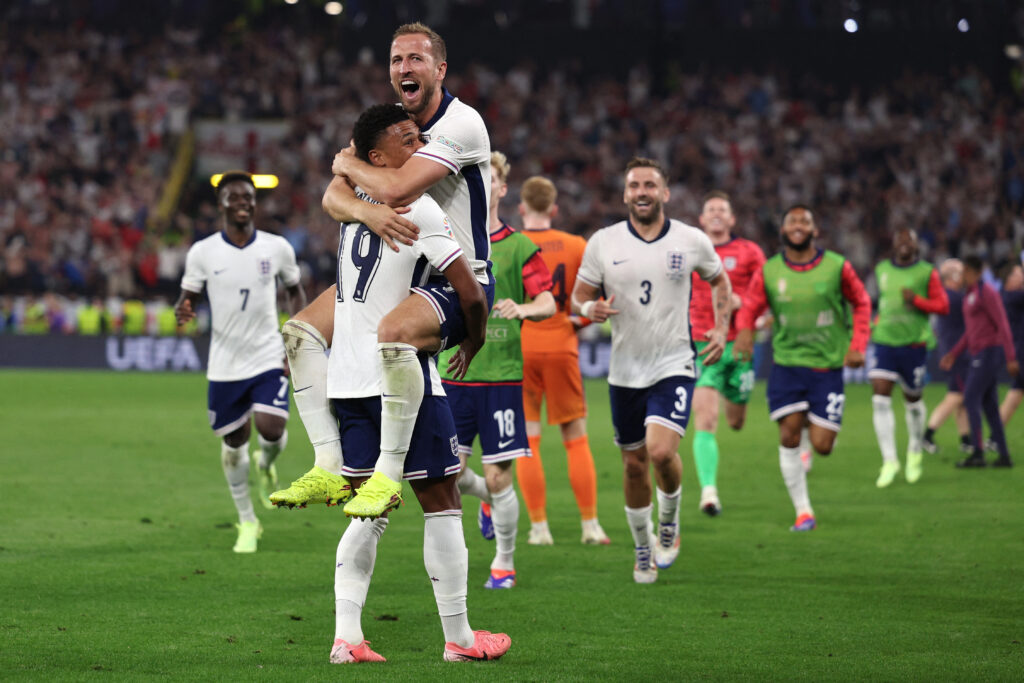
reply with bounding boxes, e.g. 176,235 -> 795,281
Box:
577,218 -> 722,388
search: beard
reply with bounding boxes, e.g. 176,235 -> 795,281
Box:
628,199 -> 663,226
397,79 -> 436,117
781,231 -> 813,251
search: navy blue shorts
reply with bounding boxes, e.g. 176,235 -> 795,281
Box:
946,354 -> 969,393
766,365 -> 845,432
443,381 -> 530,464
608,375 -> 696,450
868,343 -> 928,396
207,368 -> 289,436
332,396 -> 461,481
412,265 -> 496,352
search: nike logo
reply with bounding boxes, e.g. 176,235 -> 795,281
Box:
214,269 -> 227,275
293,385 -> 313,393
612,259 -> 629,265
498,438 -> 515,449
670,412 -> 687,420
273,399 -> 288,407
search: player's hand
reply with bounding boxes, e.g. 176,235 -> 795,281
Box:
733,328 -> 755,362
491,298 -> 524,320
174,299 -> 195,326
844,349 -> 865,368
1009,360 -> 1019,377
585,295 -> 620,323
902,288 -> 917,307
699,328 -> 727,366
939,353 -> 954,371
446,339 -> 482,381
331,144 -> 357,177
361,202 -> 419,252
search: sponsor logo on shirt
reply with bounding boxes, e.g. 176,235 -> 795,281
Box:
436,135 -> 463,154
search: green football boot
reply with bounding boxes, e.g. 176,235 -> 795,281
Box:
269,466 -> 353,509
343,471 -> 402,519
233,520 -> 262,553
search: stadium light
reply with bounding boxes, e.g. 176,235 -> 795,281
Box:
209,174 -> 280,189
1007,44 -> 1023,59
843,18 -> 858,33
325,1 -> 342,15
284,0 -> 298,4
957,18 -> 969,33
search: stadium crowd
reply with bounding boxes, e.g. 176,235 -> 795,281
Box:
2,25 -> 1024,333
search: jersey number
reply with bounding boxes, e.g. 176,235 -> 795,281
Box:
826,392 -> 845,423
337,226 -> 383,302
640,280 -> 652,305
493,409 -> 516,440
550,263 -> 569,312
239,288 -> 250,311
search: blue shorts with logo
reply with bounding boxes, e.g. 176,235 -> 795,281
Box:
608,375 -> 696,450
207,368 -> 289,436
412,265 -> 496,352
767,365 -> 845,432
332,395 -> 461,481
868,343 -> 928,397
443,381 -> 530,464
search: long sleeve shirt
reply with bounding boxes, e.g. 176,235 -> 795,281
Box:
949,282 -> 1016,362
910,270 -> 950,315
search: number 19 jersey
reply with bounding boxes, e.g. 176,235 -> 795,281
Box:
577,218 -> 722,388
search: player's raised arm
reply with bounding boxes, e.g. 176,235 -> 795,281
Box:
441,255 -> 489,380
322,176 -> 419,252
333,149 -> 448,208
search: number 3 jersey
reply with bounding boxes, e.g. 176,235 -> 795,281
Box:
327,193 -> 463,399
181,230 -> 301,382
577,218 -> 722,389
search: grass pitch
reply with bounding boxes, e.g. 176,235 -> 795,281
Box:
1,370 -> 1021,681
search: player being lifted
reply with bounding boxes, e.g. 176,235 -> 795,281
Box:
326,104 -> 508,664
688,191 -> 765,516
271,22 -> 493,517
175,172 -> 307,553
868,228 -> 948,487
572,158 -> 732,583
734,205 -> 871,532
517,175 -> 611,546
440,152 -> 556,590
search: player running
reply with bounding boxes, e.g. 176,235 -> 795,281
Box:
516,175 -> 611,546
174,171 -> 307,553
440,152 -> 556,590
734,205 -> 871,532
572,158 -> 732,583
868,228 -> 948,487
271,22 -> 493,518
688,191 -> 765,516
326,104 -> 507,664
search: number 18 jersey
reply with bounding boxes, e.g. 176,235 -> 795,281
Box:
577,218 -> 722,388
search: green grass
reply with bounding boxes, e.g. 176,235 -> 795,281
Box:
1,370 -> 1022,681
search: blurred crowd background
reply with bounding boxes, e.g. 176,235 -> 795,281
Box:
2,0 -> 1023,334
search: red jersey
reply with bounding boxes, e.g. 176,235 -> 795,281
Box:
521,227 -> 587,354
690,236 -> 766,341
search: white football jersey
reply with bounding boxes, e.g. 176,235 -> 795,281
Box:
327,194 -> 463,399
181,230 -> 301,381
577,218 -> 723,388
412,90 -> 491,284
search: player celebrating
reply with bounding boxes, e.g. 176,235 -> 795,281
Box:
326,104 -> 507,664
572,158 -> 732,584
939,256 -> 1017,468
516,175 -> 610,546
271,22 -> 493,517
868,228 -> 948,487
174,171 -> 306,553
440,152 -> 555,590
688,191 -> 766,516
734,205 -> 871,532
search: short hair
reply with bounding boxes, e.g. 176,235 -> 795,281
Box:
352,104 -> 411,162
491,151 -> 510,184
393,22 -> 446,62
215,170 -> 255,197
702,190 -> 732,210
625,157 -> 668,183
962,255 -> 984,273
939,258 -> 963,282
521,176 -> 557,213
781,204 -> 814,224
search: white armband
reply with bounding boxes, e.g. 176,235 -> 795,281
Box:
580,300 -> 596,319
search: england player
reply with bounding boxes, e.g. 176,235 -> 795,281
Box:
734,206 -> 871,532
939,256 -> 1017,468
326,104 -> 508,664
688,191 -> 766,516
517,175 -> 610,546
571,158 -> 733,584
869,228 -> 949,487
174,171 -> 306,553
439,152 -> 556,590
271,22 -> 493,519
922,259 -> 972,454
998,264 -> 1024,426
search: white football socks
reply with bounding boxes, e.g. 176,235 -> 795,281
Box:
221,440 -> 255,523
779,445 -> 812,517
377,343 -> 424,482
872,395 -> 898,463
625,504 -> 653,548
281,320 -> 343,474
656,486 -> 681,526
334,517 -> 388,644
905,399 -> 927,454
423,511 -> 473,648
257,430 -> 287,469
457,465 -> 492,503
490,485 -> 518,571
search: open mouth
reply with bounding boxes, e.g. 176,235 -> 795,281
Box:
401,79 -> 420,97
